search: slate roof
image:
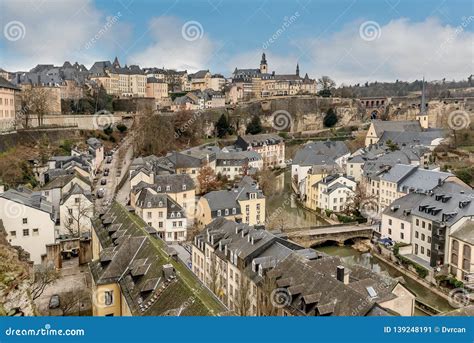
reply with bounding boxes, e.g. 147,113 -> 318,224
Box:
0,188 -> 53,214
371,120 -> 422,136
382,193 -> 426,221
235,134 -> 283,149
267,254 -> 399,316
60,183 -> 93,204
293,141 -> 350,166
380,164 -> 453,193
450,220 -> 474,245
378,129 -> 446,147
42,172 -> 90,190
0,76 -> 19,90
90,202 -> 225,315
216,152 -> 248,166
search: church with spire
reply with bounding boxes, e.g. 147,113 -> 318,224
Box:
415,77 -> 429,129
231,53 -> 317,100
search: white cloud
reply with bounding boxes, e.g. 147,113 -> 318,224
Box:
1,0 -> 131,71
128,17 -> 216,72
303,17 -> 474,85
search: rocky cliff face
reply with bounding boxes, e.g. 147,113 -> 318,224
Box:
0,225 -> 35,316
218,96 -> 366,134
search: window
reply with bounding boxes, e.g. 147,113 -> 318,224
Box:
415,219 -> 419,226
415,231 -> 419,239
225,209 -> 229,215
147,212 -> 152,219
388,228 -> 392,235
68,208 -> 73,215
158,222 -> 163,228
400,232 -> 404,240
415,244 -> 418,254
10,231 -> 16,237
104,291 -> 113,306
421,247 -> 425,254
401,223 -> 404,230
428,236 -> 431,243
23,229 -> 29,236
159,211 -> 163,218
422,221 -> 425,229
22,218 -> 27,224
421,234 -> 425,241
388,219 -> 392,225
75,197 -> 80,203
427,249 -> 431,257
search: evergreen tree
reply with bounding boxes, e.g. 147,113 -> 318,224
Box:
215,114 -> 231,138
323,108 -> 338,127
246,115 -> 263,135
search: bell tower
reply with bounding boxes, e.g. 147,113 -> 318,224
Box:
416,77 -> 429,129
260,53 -> 268,74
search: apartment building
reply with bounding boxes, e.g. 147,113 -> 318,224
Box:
215,152 -> 248,181
59,184 -> 93,238
0,188 -> 55,264
0,76 -> 19,132
314,174 -> 356,213
134,188 -> 187,242
365,120 -> 422,147
193,218 -> 415,316
131,173 -> 196,224
235,134 -> 285,169
90,203 -> 225,316
448,220 -> 474,283
197,176 -> 265,227
145,77 -> 168,99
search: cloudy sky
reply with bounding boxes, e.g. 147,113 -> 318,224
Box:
0,0 -> 473,85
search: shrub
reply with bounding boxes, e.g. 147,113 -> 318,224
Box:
116,123 -> 127,133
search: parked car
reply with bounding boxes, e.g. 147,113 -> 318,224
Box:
101,179 -> 107,185
97,188 -> 105,198
49,294 -> 60,309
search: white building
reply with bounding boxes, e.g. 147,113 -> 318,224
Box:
0,188 -> 55,264
59,184 -> 93,238
135,188 -> 187,242
315,174 -> 356,212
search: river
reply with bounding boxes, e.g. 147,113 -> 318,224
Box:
266,170 -> 328,228
266,169 -> 454,315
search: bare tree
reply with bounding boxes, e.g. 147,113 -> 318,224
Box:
235,275 -> 252,316
63,197 -> 94,238
20,87 -> 52,127
59,290 -> 90,316
259,273 -> 279,316
31,264 -> 60,300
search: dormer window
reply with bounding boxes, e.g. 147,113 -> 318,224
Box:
217,210 -> 221,217
171,212 -> 175,218
157,186 -> 161,192
158,201 -> 163,207
182,185 -> 186,191
225,209 -> 229,215
166,185 -> 171,191
177,212 -> 181,218
232,208 -> 236,214
147,202 -> 151,208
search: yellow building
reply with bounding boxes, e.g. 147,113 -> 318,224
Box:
197,176 -> 265,228
0,76 -> 19,132
449,220 -> 474,281
90,202 -> 226,316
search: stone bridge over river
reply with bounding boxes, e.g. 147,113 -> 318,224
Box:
285,224 -> 377,248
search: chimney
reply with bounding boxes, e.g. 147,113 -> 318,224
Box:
336,265 -> 344,282
438,178 -> 443,186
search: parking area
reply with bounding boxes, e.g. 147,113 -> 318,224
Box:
35,258 -> 92,316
